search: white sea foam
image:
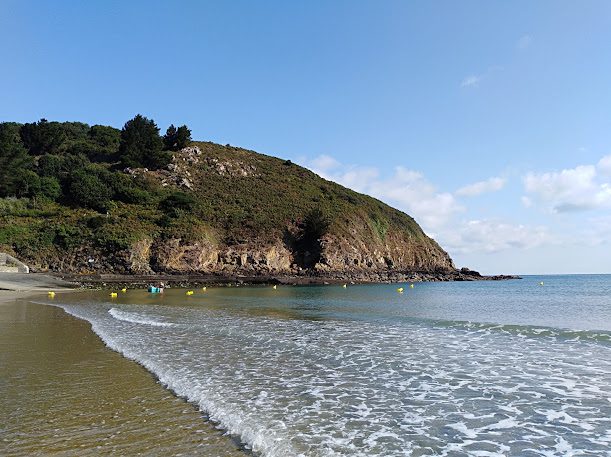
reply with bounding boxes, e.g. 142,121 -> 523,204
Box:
108,308 -> 176,327
52,297 -> 611,457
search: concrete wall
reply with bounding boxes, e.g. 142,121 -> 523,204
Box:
0,253 -> 30,273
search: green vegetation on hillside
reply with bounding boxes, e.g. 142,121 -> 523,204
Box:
0,115 -> 433,272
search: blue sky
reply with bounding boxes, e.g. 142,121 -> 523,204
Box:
2,0 -> 610,274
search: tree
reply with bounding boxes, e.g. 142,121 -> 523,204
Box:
175,125 -> 191,150
117,114 -> 163,169
163,124 -> 191,151
37,154 -> 64,177
13,170 -> 41,198
163,124 -> 178,150
87,125 -> 121,161
301,207 -> 331,243
19,119 -> 66,155
0,123 -> 33,196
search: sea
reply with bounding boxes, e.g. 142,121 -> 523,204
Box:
3,274 -> 611,456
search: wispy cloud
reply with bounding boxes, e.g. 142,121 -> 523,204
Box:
443,219 -> 550,254
302,155 -> 554,256
598,154 -> 611,176
517,34 -> 532,49
456,177 -> 506,197
304,156 -> 463,230
461,75 -> 482,88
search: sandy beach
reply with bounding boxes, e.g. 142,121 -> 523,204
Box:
0,272 -> 75,303
0,276 -> 245,456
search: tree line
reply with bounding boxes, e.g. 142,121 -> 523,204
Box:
0,115 -> 191,209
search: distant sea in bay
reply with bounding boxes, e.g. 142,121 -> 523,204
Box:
4,275 -> 610,456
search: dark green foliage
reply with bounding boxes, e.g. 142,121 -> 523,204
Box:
88,125 -> 120,149
163,124 -> 178,150
103,171 -> 151,204
118,114 -> 163,169
301,207 -> 331,243
13,170 -> 41,197
159,191 -> 196,218
86,125 -> 120,161
39,176 -> 62,201
20,119 -> 66,155
176,125 -> 191,149
0,123 -> 33,196
61,153 -> 90,172
59,122 -> 90,142
37,154 -> 64,177
163,124 -> 192,151
69,170 -> 112,211
52,223 -> 82,249
1,119 -> 435,273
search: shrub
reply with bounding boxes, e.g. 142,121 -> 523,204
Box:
38,176 -> 62,201
38,154 -> 64,177
159,191 -> 196,218
69,170 -> 112,211
14,170 -> 41,198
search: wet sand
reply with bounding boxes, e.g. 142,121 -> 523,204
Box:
0,296 -> 246,456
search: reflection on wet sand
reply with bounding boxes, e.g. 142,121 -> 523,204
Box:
0,300 -> 246,456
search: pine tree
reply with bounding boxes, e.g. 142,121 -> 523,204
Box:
117,115 -> 163,169
163,124 -> 178,150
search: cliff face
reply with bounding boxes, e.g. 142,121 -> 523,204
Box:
35,215 -> 454,278
1,141 -> 458,278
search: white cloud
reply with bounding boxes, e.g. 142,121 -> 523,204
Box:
367,167 -> 463,230
442,220 -> 550,254
461,75 -> 482,88
304,156 -> 463,230
517,34 -> 532,49
521,196 -> 532,208
524,162 -> 611,212
303,155 -> 555,257
597,154 -> 611,176
310,154 -> 341,173
456,177 -> 506,197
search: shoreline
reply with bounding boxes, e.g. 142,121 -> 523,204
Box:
0,296 -> 245,456
0,272 -> 76,305
54,270 -> 521,289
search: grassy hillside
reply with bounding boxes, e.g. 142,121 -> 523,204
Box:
0,118 -> 453,275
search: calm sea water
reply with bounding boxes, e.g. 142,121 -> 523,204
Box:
50,275 -> 611,456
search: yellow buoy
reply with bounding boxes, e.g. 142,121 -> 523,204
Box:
110,292 -> 118,298
272,285 -> 277,290
202,287 -> 207,291
410,283 -> 414,289
342,284 -> 347,288
397,287 -> 404,293
186,290 -> 194,296
48,291 -> 55,298
121,288 -> 127,293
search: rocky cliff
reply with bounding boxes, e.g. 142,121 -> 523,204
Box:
1,141 -> 461,279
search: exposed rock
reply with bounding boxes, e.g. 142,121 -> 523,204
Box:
203,156 -> 260,178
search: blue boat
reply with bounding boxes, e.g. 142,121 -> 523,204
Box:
148,286 -> 163,293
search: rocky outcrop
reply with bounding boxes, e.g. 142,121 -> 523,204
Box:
149,238 -> 293,274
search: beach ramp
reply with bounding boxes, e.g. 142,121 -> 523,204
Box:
0,253 -> 30,273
